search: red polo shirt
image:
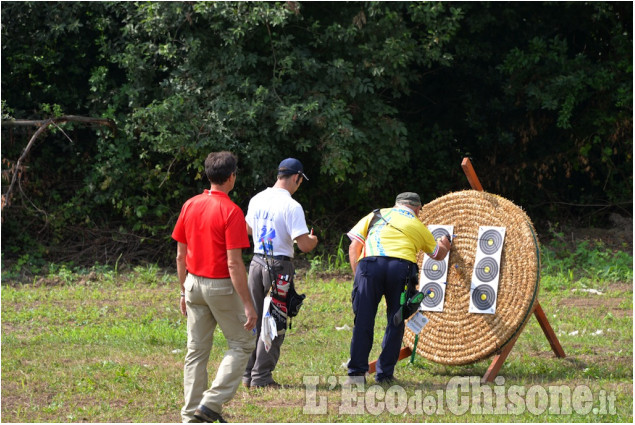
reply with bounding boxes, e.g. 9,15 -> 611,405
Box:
172,190 -> 250,278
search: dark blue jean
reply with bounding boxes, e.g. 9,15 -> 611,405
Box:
348,256 -> 414,380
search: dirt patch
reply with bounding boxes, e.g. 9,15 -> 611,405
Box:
560,296 -> 632,317
543,213 -> 633,253
558,280 -> 633,318
604,281 -> 633,293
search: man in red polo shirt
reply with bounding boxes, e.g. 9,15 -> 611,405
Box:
172,151 -> 257,423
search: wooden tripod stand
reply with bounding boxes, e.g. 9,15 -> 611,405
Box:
368,157 -> 565,383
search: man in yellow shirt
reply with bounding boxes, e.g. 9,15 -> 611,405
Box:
346,192 -> 451,384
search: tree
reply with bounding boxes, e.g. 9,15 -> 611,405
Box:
401,2 -> 632,220
2,2 -> 631,268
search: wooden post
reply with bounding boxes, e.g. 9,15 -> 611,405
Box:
461,158 -> 484,191
533,301 -> 566,358
482,301 -> 565,383
482,332 -> 521,383
368,347 -> 412,374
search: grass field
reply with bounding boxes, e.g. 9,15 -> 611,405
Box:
1,239 -> 632,422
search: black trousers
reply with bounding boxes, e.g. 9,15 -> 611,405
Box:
348,256 -> 414,380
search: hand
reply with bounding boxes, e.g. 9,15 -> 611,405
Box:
445,234 -> 452,244
296,229 -> 318,253
441,235 -> 451,251
431,235 -> 452,260
244,303 -> 258,332
179,296 -> 187,317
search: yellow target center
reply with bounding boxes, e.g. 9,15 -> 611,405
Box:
487,239 -> 494,246
484,266 -> 491,273
432,264 -> 439,271
480,293 -> 488,301
429,292 -> 435,299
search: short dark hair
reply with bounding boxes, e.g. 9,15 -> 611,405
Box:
277,172 -> 298,181
205,151 -> 237,184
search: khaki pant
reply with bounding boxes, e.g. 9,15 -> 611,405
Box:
181,274 -> 256,423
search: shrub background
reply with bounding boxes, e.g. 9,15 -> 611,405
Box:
1,2 -> 632,267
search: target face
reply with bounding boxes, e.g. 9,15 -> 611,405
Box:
471,284 -> 496,311
420,225 -> 453,312
474,257 -> 499,282
420,282 -> 444,308
423,258 -> 446,281
479,229 -> 503,255
432,228 -> 451,242
469,226 -> 506,314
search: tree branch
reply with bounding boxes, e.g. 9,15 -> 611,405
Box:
1,115 -> 117,210
2,115 -> 117,134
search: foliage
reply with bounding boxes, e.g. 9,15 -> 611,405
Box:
418,2 -> 633,215
1,2 -> 632,266
541,236 -> 633,291
309,234 -> 350,276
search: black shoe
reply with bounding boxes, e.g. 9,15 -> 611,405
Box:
375,375 -> 396,385
251,380 -> 283,389
343,373 -> 366,386
194,405 -> 227,423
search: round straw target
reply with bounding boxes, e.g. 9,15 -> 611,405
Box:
404,190 -> 540,365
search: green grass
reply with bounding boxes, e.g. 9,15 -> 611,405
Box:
541,239 -> 633,291
1,241 -> 632,422
308,235 -> 351,276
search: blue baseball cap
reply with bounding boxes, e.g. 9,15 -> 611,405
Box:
278,158 -> 309,180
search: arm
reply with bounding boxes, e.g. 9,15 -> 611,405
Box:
429,235 -> 452,261
296,228 -> 318,253
348,239 -> 364,275
227,248 -> 258,331
176,242 -> 188,316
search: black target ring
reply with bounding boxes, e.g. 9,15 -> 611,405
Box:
420,282 -> 444,308
479,229 -> 503,255
471,284 -> 496,311
474,257 -> 499,282
432,228 -> 450,242
423,258 -> 446,280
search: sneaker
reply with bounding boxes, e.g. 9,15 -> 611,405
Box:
242,380 -> 251,389
194,405 -> 227,423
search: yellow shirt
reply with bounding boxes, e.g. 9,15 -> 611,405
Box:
347,207 -> 438,264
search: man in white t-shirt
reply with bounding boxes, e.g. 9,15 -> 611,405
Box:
242,158 -> 318,388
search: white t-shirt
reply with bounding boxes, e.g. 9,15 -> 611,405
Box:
245,187 -> 310,257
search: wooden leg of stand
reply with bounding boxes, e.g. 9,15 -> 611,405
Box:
482,302 -> 566,383
368,347 -> 412,374
481,333 -> 520,383
461,158 -> 484,191
533,301 -> 566,358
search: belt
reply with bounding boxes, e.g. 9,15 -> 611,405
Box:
360,256 -> 417,266
255,253 -> 292,262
